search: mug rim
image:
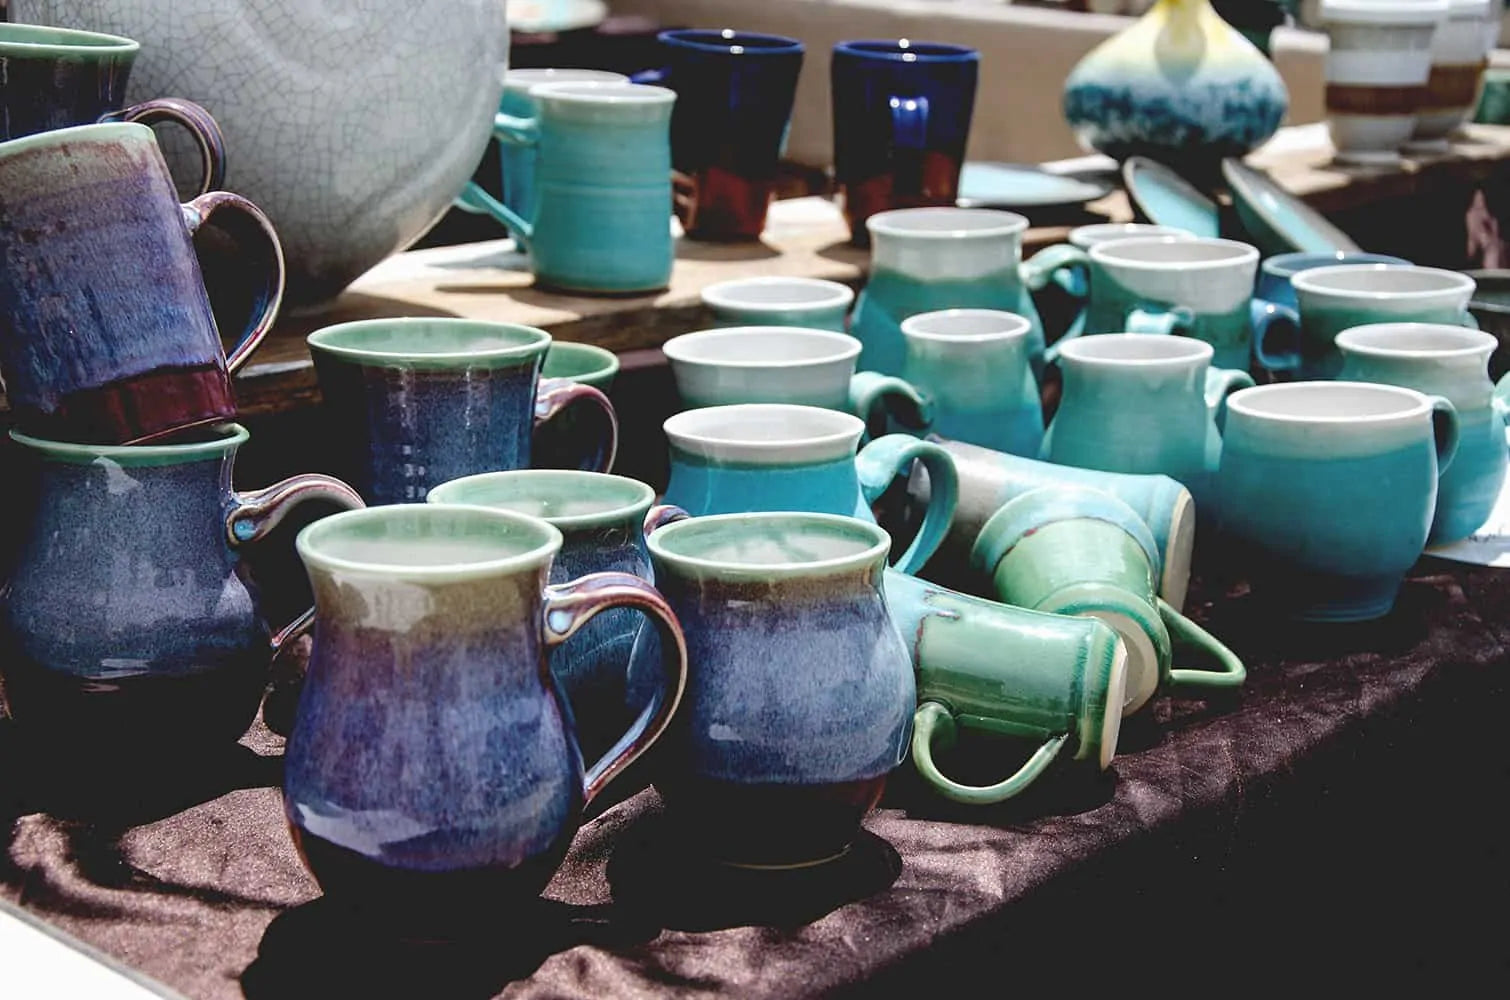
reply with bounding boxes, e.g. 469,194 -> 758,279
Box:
1089,236 -> 1259,269
1225,380 -> 1434,424
1335,322 -> 1497,359
833,39 -> 979,62
646,510 -> 891,579
0,118 -> 151,155
9,422 -> 247,465
1261,251 -> 1412,279
663,403 -> 864,463
899,308 -> 1032,342
1070,223 -> 1194,247
867,207 -> 1027,240
1289,263 -> 1476,299
700,276 -> 855,312
0,22 -> 140,56
1055,333 -> 1214,366
307,318 -> 550,365
529,81 -> 677,105
662,326 -> 860,368
543,340 -> 621,381
426,470 -> 656,529
1321,0 -> 1450,23
505,68 -> 628,92
658,28 -> 804,55
297,503 -> 563,580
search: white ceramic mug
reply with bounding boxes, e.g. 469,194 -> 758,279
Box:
700,276 -> 855,332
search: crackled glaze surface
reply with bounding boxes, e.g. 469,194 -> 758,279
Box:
14,0 -> 510,305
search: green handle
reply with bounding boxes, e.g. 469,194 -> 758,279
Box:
911,701 -> 1068,805
855,434 -> 959,574
1020,243 -> 1090,294
1159,598 -> 1247,693
454,182 -> 534,242
1493,373 -> 1510,428
1427,394 -> 1460,477
1203,366 -> 1255,430
849,371 -> 934,440
1126,304 -> 1195,337
492,111 -> 540,147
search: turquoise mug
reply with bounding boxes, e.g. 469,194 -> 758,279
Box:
1254,251 -> 1412,313
899,309 -> 1043,457
453,81 -> 676,294
700,276 -> 855,332
1216,381 -> 1460,621
1022,223 -> 1195,337
660,403 -> 958,574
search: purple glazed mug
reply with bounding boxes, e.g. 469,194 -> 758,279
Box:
0,121 -> 282,445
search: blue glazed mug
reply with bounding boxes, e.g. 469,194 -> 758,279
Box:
283,504 -> 687,922
455,67 -> 627,240
0,423 -> 364,756
453,81 -> 676,294
661,326 -> 931,439
643,510 -> 914,867
0,121 -> 283,445
308,319 -> 619,505
1254,251 -> 1412,313
1336,323 -> 1510,545
1216,381 -> 1461,621
831,39 -> 979,245
700,276 -> 855,332
899,309 -> 1043,457
660,402 -> 959,574
631,29 -> 804,241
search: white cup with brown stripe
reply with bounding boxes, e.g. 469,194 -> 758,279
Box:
1320,0 -> 1450,165
1406,0 -> 1495,152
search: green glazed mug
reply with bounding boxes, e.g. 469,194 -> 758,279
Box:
970,486 -> 1245,716
541,341 -> 620,389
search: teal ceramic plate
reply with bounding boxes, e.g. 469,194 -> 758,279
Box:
956,162 -> 1114,212
508,0 -> 607,33
1121,157 -> 1220,239
1222,159 -> 1361,256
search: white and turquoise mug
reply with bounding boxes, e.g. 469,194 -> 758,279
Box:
1216,381 -> 1460,622
700,276 -> 855,332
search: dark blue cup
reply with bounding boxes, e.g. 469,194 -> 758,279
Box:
831,40 -> 979,245
632,29 -> 804,241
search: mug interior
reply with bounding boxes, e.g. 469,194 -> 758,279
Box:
1071,223 -> 1192,248
702,277 -> 854,310
1227,381 -> 1428,421
867,207 -> 1027,239
1056,334 -> 1213,364
298,505 -> 560,576
427,470 -> 654,526
531,81 -> 676,104
1291,264 -> 1475,297
1091,236 -> 1257,268
506,68 -> 627,91
647,511 -> 889,575
1336,322 -> 1496,356
1263,252 -> 1410,280
664,327 -> 860,366
900,309 -> 1031,340
664,403 -> 863,463
307,319 -> 549,365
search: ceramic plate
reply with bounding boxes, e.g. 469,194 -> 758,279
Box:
956,162 -> 1114,212
1222,159 -> 1361,256
508,0 -> 608,34
1121,157 -> 1220,239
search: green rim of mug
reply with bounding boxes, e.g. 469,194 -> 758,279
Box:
9,423 -> 248,467
426,470 -> 655,530
296,503 -> 564,581
0,22 -> 140,56
0,118 -> 151,154
541,342 -> 620,387
307,318 -> 551,369
646,511 -> 890,582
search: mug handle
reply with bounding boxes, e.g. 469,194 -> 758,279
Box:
103,97 -> 226,196
855,434 -> 959,574
1126,304 -> 1195,337
1020,244 -> 1090,297
910,700 -> 1069,805
1492,373 -> 1510,432
534,377 -> 619,472
1427,394 -> 1460,476
849,371 -> 934,440
543,571 -> 689,805
180,191 -> 287,374
452,112 -> 543,238
224,474 -> 367,655
1251,299 -> 1303,373
1204,367 -> 1255,431
1159,598 -> 1247,694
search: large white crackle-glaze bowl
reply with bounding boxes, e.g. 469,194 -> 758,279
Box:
15,0 -> 510,307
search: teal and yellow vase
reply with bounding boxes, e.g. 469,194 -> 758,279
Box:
1063,0 -> 1289,182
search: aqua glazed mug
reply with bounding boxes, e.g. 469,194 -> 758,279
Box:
917,438 -> 1196,611
971,486 -> 1245,715
1022,223 -> 1194,310
1216,381 -> 1460,621
700,276 -> 856,332
453,81 -> 676,294
850,208 -> 1048,378
644,510 -> 914,867
426,470 -> 660,764
1336,323 -> 1510,544
1254,252 -> 1413,313
1043,335 -> 1253,509
283,504 -> 687,920
660,403 -> 959,574
1268,264 -> 1478,379
308,319 -> 618,505
661,326 -> 931,438
883,569 -> 1126,805
0,424 -> 364,756
899,309 -> 1043,457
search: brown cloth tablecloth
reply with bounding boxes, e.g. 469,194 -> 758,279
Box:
1,554 -> 1507,998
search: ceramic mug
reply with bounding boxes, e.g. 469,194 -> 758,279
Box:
643,510 -> 914,867
700,276 -> 856,332
541,341 -> 620,389
0,424 -> 364,756
1050,236 -> 1282,371
659,403 -> 959,575
1336,323 -> 1510,543
661,326 -> 931,438
1043,334 -> 1253,509
884,569 -> 1127,805
427,470 -> 661,763
0,122 -> 283,445
535,341 -> 621,472
1216,381 -> 1460,621
850,207 -> 1048,378
1406,0 -> 1494,152
1267,264 -> 1478,378
633,29 -> 804,241
0,22 -> 225,193
455,67 -> 628,239
831,39 -> 980,245
283,504 -> 687,920
1022,222 -> 1194,305
971,486 -> 1246,716
454,81 -> 676,294
1254,251 -> 1412,312
899,309 -> 1044,456
308,319 -> 618,505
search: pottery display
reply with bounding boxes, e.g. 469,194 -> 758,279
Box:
1062,0 -> 1288,183
12,0 -> 511,307
1407,0 -> 1495,151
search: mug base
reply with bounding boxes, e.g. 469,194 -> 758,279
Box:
534,274 -> 670,298
1253,572 -> 1404,623
1401,137 -> 1452,155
